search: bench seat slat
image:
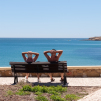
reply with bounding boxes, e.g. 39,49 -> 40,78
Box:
10,61 -> 67,65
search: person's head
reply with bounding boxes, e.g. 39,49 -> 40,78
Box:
52,49 -> 56,51
27,51 -> 32,58
51,49 -> 56,56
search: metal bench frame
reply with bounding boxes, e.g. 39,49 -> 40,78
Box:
10,61 -> 68,86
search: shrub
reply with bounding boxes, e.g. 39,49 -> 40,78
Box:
21,85 -> 67,93
41,86 -> 48,93
22,85 -> 31,91
65,94 -> 80,100
15,91 -> 30,96
5,90 -> 13,96
51,85 -> 67,93
31,85 -> 42,92
35,95 -> 48,101
50,95 -> 66,101
48,91 -> 60,95
35,91 -> 42,95
47,86 -> 54,91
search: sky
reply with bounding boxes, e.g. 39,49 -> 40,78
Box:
0,0 -> 101,38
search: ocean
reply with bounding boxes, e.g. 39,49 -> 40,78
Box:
0,38 -> 101,67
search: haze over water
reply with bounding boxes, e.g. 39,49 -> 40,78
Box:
0,38 -> 101,67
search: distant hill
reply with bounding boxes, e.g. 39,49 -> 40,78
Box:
86,36 -> 101,41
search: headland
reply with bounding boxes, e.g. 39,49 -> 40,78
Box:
85,36 -> 101,41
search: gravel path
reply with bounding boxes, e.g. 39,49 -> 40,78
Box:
0,77 -> 101,86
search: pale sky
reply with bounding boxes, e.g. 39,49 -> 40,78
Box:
0,0 -> 101,38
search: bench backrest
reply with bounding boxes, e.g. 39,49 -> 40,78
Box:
10,61 -> 67,73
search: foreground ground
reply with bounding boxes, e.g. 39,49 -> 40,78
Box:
0,83 -> 101,101
0,77 -> 101,101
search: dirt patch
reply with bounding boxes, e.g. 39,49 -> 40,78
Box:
0,84 -> 101,101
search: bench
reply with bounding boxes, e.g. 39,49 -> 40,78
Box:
9,61 -> 68,86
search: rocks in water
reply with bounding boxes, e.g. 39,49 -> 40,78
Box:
86,36 -> 101,41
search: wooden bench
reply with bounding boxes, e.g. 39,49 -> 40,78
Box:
9,61 -> 68,86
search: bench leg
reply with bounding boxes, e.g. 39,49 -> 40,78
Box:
62,75 -> 68,87
14,76 -> 18,84
14,73 -> 18,84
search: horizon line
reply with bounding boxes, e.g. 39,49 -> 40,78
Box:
0,37 -> 88,38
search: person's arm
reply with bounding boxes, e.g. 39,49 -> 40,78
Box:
43,50 -> 51,60
55,50 -> 63,58
22,52 -> 28,61
31,52 -> 39,62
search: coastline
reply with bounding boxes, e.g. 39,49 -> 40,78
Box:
0,66 -> 101,77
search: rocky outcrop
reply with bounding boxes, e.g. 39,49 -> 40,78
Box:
86,37 -> 101,41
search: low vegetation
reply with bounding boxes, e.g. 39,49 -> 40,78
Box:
1,80 -> 99,101
5,83 -> 84,101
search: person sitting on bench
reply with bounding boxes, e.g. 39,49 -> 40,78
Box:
44,49 -> 64,82
22,51 -> 40,82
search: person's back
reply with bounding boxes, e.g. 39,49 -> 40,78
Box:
22,51 -> 40,82
44,49 -> 64,82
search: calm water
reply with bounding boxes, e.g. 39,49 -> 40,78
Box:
0,38 -> 101,67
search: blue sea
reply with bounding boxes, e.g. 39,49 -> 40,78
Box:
0,38 -> 101,67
